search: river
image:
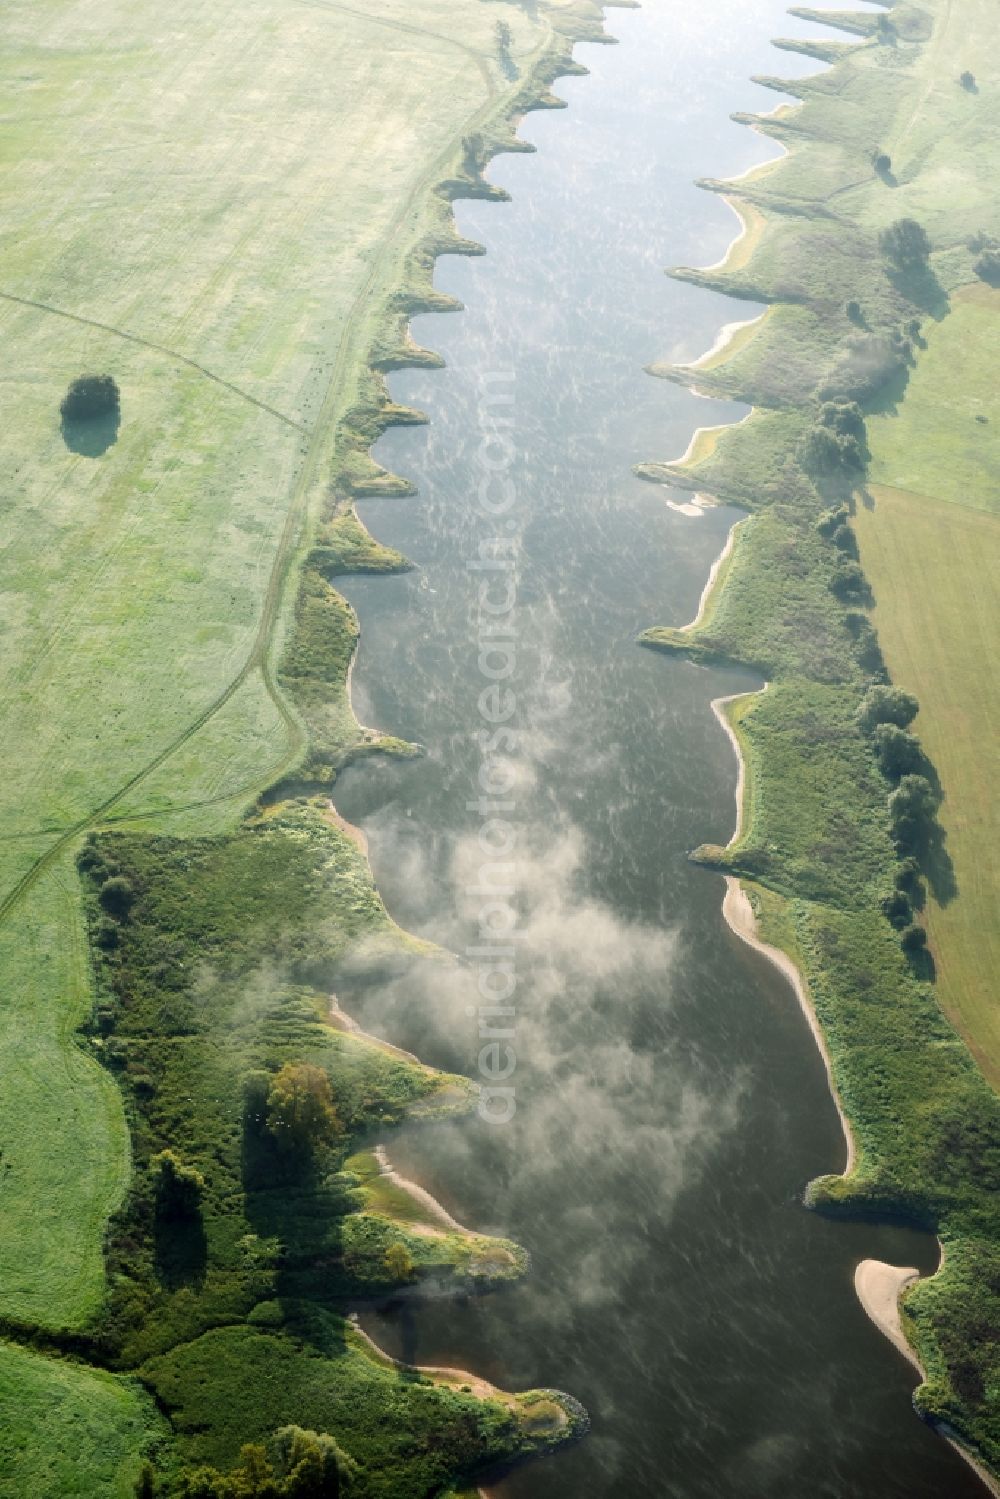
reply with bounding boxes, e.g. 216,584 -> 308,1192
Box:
332,2 -> 986,1494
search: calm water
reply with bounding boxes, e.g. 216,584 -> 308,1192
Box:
333,3 -> 985,1494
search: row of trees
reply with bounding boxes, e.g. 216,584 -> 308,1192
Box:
136,1425 -> 356,1497
856,686 -> 939,956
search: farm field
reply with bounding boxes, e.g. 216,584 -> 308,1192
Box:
857,289 -> 1000,1083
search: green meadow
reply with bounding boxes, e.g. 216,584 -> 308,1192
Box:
0,0 -> 606,1490
641,0 -> 1000,1474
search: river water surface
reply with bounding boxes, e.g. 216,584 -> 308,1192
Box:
333,3 -> 986,1495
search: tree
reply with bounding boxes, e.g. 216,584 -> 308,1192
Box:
856,684 -> 919,734
829,558 -> 869,603
495,19 -> 512,55
60,374 -> 120,421
871,722 -> 923,779
266,1063 -> 341,1158
99,874 -> 136,917
901,923 -> 928,953
959,70 -> 976,90
878,218 -> 932,271
152,1149 -> 205,1220
881,889 -> 912,930
888,774 -> 939,850
272,1427 -> 355,1496
384,1241 -> 416,1282
871,148 -> 892,175
803,400 -> 869,477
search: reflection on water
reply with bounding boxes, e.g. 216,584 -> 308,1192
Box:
332,2 -> 986,1496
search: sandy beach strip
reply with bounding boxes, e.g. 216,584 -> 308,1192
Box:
710,689 -> 858,1176
854,1260 -> 922,1370
677,520 -> 746,631
684,312 -> 766,370
373,1143 -> 472,1235
666,406 -> 753,469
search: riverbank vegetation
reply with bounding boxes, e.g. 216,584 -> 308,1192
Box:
640,0 -> 1000,1474
0,0 -> 608,1490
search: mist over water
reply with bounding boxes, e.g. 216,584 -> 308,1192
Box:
332,2 -> 984,1494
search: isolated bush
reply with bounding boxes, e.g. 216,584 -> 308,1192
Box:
857,684 -> 919,733
872,723 -> 924,779
878,218 -> 932,271
60,373 -> 120,421
266,1062 -> 341,1158
152,1149 -> 205,1220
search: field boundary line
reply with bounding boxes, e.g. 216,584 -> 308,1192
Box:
0,291 -> 309,434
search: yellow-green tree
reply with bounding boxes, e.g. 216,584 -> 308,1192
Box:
266,1063 -> 341,1159
384,1241 -> 416,1282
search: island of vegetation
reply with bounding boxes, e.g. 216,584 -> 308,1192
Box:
0,0 -> 622,1492
638,0 -> 1000,1481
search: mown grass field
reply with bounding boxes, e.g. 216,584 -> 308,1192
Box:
0,1342 -> 163,1498
858,285 -> 1000,1080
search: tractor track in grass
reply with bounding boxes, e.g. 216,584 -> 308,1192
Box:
294,0 -> 499,99
0,17 -> 557,928
0,291 -> 310,434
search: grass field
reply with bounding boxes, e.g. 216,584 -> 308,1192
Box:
857,285 -> 1000,1081
0,1342 -> 163,1498
0,0 -> 605,1489
0,0 -> 556,1334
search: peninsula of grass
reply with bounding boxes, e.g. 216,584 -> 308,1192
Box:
640,0 -> 1000,1475
0,0 -> 609,1490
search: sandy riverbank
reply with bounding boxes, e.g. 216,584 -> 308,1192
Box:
711,689 -> 857,1176
686,312 -> 766,371
372,1143 -> 472,1235
855,1259 -> 1000,1497
677,520 -> 745,630
855,1260 -> 921,1369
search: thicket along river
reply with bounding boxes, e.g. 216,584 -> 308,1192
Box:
332,3 -> 986,1495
